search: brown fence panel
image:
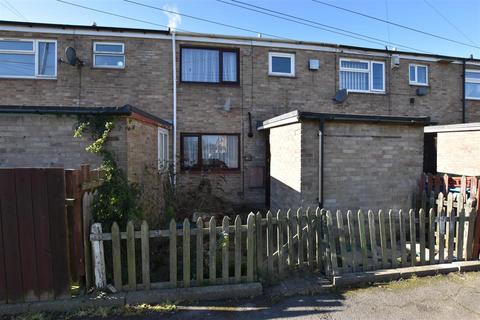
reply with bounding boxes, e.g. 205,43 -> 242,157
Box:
15,169 -> 39,302
46,168 -> 70,299
0,175 -> 6,305
0,169 -> 23,304
31,169 -> 54,300
65,169 -> 85,283
0,168 -> 71,303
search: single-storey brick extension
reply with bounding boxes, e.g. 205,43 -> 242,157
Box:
1,20 -> 479,212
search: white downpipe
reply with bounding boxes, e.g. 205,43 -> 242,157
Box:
172,32 -> 177,185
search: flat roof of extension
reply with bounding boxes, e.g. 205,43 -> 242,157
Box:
1,20 -> 479,64
0,104 -> 172,127
258,110 -> 430,130
424,122 -> 480,133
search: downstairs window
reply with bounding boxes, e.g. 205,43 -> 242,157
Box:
181,133 -> 240,171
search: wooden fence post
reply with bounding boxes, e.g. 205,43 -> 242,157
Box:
126,221 -> 136,291
466,198 -> 477,260
222,216 -> 230,284
296,208 -> 304,268
90,223 -> 106,289
399,210 -> 408,267
234,216 -> 242,284
266,211 -> 274,279
111,222 -> 122,291
457,207 -> 465,261
378,210 -> 388,268
169,219 -> 177,288
307,209 -> 315,270
255,212 -> 263,278
388,210 -> 397,268
141,221 -> 150,290
326,210 -> 338,275
428,209 -> 435,264
82,192 -> 94,290
209,217 -> 217,285
367,210 -> 378,270
419,209 -> 426,265
247,213 -> 255,282
336,210 -> 347,270
315,208 -> 324,273
409,209 -> 416,266
183,219 -> 191,288
277,210 -> 286,277
357,210 -> 368,272
286,210 -> 295,268
196,218 -> 204,286
347,210 -> 357,272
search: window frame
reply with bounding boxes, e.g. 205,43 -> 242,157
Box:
180,132 -> 241,172
93,41 -> 125,69
157,127 -> 169,171
409,63 -> 429,86
179,45 -> 240,85
0,38 -> 57,79
339,58 -> 385,94
465,69 -> 480,100
268,52 -> 295,77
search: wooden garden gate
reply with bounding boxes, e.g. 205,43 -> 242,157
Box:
0,168 -> 70,304
0,166 -> 103,304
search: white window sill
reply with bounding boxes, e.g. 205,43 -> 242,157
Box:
0,76 -> 57,80
92,66 -> 125,70
346,89 -> 386,95
466,97 -> 480,101
409,82 -> 429,87
268,73 -> 295,78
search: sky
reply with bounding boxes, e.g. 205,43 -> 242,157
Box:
1,0 -> 479,57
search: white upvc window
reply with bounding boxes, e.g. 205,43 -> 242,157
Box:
409,64 -> 429,86
158,127 -> 169,170
466,70 -> 480,100
339,58 -> 385,93
268,52 -> 295,77
0,38 -> 57,79
93,42 -> 125,69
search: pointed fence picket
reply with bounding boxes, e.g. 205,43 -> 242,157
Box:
89,194 -> 478,291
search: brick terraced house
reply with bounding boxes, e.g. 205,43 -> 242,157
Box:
1,20 -> 480,212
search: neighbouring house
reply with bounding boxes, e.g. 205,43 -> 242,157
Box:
1,20 -> 480,212
424,123 -> 480,177
259,110 -> 429,211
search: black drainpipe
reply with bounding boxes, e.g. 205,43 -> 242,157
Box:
318,119 -> 325,209
462,59 -> 466,123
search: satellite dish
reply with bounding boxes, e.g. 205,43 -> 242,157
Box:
333,89 -> 348,103
65,47 -> 80,66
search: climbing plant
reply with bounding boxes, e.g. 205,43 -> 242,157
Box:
74,115 -> 142,228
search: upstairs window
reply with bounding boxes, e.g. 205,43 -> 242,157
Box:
181,47 -> 239,84
181,133 -> 239,171
158,128 -> 169,170
93,42 -> 125,69
0,39 -> 56,78
409,64 -> 428,86
339,59 -> 385,93
268,52 -> 295,76
465,70 -> 480,100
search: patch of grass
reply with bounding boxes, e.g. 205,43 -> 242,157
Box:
122,303 -> 177,315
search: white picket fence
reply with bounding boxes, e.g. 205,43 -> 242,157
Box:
89,195 -> 478,291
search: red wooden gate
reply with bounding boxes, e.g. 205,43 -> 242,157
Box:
0,168 -> 70,304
